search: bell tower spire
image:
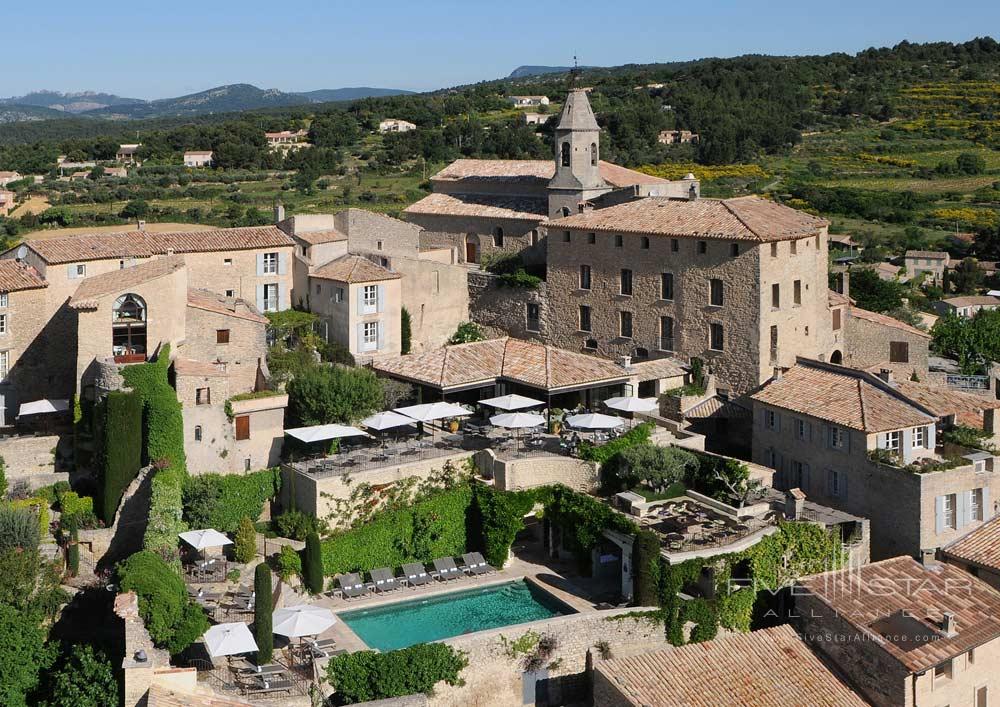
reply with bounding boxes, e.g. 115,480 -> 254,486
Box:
547,87 -> 609,219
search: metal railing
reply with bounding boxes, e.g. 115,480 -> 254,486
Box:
947,374 -> 989,390
659,337 -> 674,352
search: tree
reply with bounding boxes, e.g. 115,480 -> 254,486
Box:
848,268 -> 904,312
88,165 -> 104,181
119,199 -> 149,219
303,532 -> 324,594
0,604 -> 54,707
400,307 -> 412,355
234,516 -> 257,564
286,365 -> 383,426
956,151 -> 987,175
448,322 -> 485,344
38,644 -> 117,707
616,444 -> 699,493
952,257 -> 984,295
0,455 -> 6,498
253,563 -> 273,664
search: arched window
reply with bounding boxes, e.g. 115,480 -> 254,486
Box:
529,229 -> 539,246
561,207 -> 571,218
112,293 -> 147,363
194,425 -> 203,442
493,226 -> 504,248
561,142 -> 571,167
590,142 -> 598,166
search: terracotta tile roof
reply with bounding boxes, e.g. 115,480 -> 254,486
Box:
312,254 -> 400,283
894,380 -> 1000,428
626,357 -> 687,381
173,358 -> 228,377
906,250 -> 949,259
828,289 -> 853,307
403,192 -> 548,221
184,151 -> 214,156
750,360 -> 935,432
25,226 -> 293,264
294,228 -> 346,245
940,295 -> 1000,308
543,196 -> 827,242
0,261 -> 47,292
69,255 -> 185,309
187,288 -> 267,324
148,684 -> 251,707
849,306 -> 930,339
799,556 -> 1000,673
594,624 -> 865,707
372,337 -> 628,392
428,158 -> 666,188
943,517 -> 1000,573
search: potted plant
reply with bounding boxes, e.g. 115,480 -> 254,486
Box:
448,417 -> 461,433
549,408 -> 564,435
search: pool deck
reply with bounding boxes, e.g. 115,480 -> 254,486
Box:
311,552 -> 606,654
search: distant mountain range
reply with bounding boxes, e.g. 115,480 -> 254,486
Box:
0,84 -> 414,121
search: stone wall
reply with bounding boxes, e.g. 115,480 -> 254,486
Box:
0,433 -> 65,479
184,395 -> 286,475
468,271 -> 547,341
115,591 -> 171,707
183,301 -> 268,396
843,309 -> 930,380
480,450 -> 599,492
411,213 -> 546,266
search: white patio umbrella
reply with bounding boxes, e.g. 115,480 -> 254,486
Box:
565,413 -> 624,430
272,604 -> 336,639
603,396 -> 658,414
480,394 -> 544,411
284,424 -> 369,443
394,402 -> 471,422
361,411 -> 415,431
18,399 -> 70,416
179,528 -> 233,551
203,622 -> 258,658
490,412 -> 546,452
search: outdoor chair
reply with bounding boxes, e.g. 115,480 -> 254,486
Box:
245,677 -> 293,695
371,567 -> 401,593
337,573 -> 370,599
432,557 -> 463,581
460,552 -> 496,575
402,562 -> 433,587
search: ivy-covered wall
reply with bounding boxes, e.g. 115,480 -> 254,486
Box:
120,344 -> 185,468
97,390 -> 142,524
182,469 -> 281,533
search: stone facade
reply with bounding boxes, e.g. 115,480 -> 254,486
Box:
184,394 -> 287,475
310,270 -> 402,361
843,309 -> 931,380
0,278 -> 56,425
479,450 -> 599,492
183,297 -> 268,396
468,271 -> 547,342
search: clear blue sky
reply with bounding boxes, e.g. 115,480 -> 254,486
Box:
6,0 -> 998,99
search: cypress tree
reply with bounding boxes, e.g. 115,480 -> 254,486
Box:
401,307 -> 412,355
304,532 -> 324,594
254,563 -> 273,663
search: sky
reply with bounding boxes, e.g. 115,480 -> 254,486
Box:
4,0 -> 999,100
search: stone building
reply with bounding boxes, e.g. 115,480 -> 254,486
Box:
378,118 -> 416,133
543,196 -> 832,395
182,150 -> 213,167
0,188 -> 15,216
796,556 -> 1000,707
0,261 -> 50,425
751,359 -> 1000,559
934,294 -> 1000,318
941,516 -> 1000,591
904,249 -> 950,283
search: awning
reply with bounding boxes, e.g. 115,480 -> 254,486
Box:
272,604 -> 336,638
284,424 -> 369,443
565,413 -> 624,430
18,399 -> 70,416
179,529 -> 233,550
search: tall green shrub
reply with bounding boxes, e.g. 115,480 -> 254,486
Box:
631,530 -> 661,607
120,344 -> 185,467
253,563 -> 273,663
98,390 -> 142,524
471,485 -> 536,568
234,516 -> 257,564
182,469 -> 281,533
304,532 -> 324,593
400,307 -> 412,355
287,365 -> 383,426
143,465 -> 187,567
67,527 -> 80,577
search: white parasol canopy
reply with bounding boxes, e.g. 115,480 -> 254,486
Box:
178,528 -> 232,550
480,394 -> 544,411
490,412 -> 546,429
565,413 -> 624,430
18,399 -> 70,416
284,424 -> 369,443
395,402 -> 471,422
361,411 -> 415,431
203,622 -> 258,657
272,604 -> 336,638
603,396 -> 659,413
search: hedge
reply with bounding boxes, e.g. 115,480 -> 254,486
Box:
326,643 -> 467,705
631,530 -> 661,607
120,344 -> 185,467
182,469 -> 281,533
253,563 -> 273,663
577,423 -> 653,464
321,485 -> 473,576
469,485 -> 538,568
117,550 -> 209,655
143,465 -> 187,567
97,390 -> 143,524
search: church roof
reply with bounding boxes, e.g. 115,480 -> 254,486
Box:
428,159 -> 666,189
555,89 -> 600,131
403,192 -> 548,221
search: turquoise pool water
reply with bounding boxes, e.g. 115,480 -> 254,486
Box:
338,580 -> 574,651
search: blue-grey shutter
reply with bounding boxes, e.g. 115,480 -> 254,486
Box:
377,321 -> 385,350
256,285 -> 265,312
957,491 -> 970,529
876,433 -> 886,450
278,284 -> 286,311
935,495 -> 945,534
68,265 -> 77,280
841,471 -> 848,501
926,424 -> 936,450
983,487 -> 991,521
356,288 -> 364,316
278,252 -> 288,275
775,413 -> 781,433
376,285 -> 385,314
355,323 -> 364,353
256,253 -> 265,276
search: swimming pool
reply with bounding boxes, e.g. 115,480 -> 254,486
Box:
338,579 -> 574,651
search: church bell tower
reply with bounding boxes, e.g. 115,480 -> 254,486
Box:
547,88 -> 610,220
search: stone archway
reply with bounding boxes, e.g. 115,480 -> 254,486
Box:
464,233 -> 480,264
830,350 -> 843,365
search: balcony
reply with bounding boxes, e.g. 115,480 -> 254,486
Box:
113,353 -> 147,364
659,337 -> 674,352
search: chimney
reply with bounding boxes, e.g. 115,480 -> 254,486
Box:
688,183 -> 698,201
274,201 -> 285,223
784,488 -> 805,520
984,408 -> 997,435
773,367 -> 783,381
877,369 -> 894,385
165,248 -> 174,256
841,269 -> 851,299
620,355 -> 632,370
136,220 -> 146,232
920,548 -> 938,566
942,611 -> 958,637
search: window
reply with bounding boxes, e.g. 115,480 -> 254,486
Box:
579,264 -> 592,290
196,387 -> 211,405
832,308 -> 842,330
216,329 -> 230,344
661,272 -> 674,300
112,293 -> 147,362
0,292 -> 7,307
791,460 -> 806,488
561,208 -> 570,218
828,469 -> 842,497
0,314 -> 6,335
796,419 -> 808,440
765,409 -> 778,430
620,311 -> 633,339
526,303 -> 540,332
793,280 -> 802,306
334,287 -> 344,303
376,240 -> 384,251
563,231 -> 571,243
0,350 -> 8,380
709,323 -> 724,351
709,279 -> 724,306
730,243 -> 739,257
579,305 -> 592,332
976,684 -> 987,707
315,283 -> 321,295
671,239 -> 679,252
262,283 -> 278,312
561,142 -> 571,167
224,258 -> 233,266
584,338 -> 598,350
530,230 -> 539,246
913,426 -> 926,449
640,236 -> 650,250
829,427 -> 846,449
660,316 -> 674,351
225,289 -> 235,298
235,415 -> 250,441
889,341 -> 909,363
770,243 -> 778,258
971,488 -> 984,522
194,425 -> 202,442
590,142 -> 598,166
771,283 -> 780,309
73,263 -> 87,278
790,240 -> 797,255
588,232 -> 596,244
362,284 -> 377,313
492,227 -> 504,248
245,457 -> 252,472
942,494 -> 957,530
614,234 -> 623,248
934,660 -> 953,683
620,269 -> 633,296
362,321 -> 378,351
262,252 -> 278,274
697,241 -> 707,254
886,430 -> 901,451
